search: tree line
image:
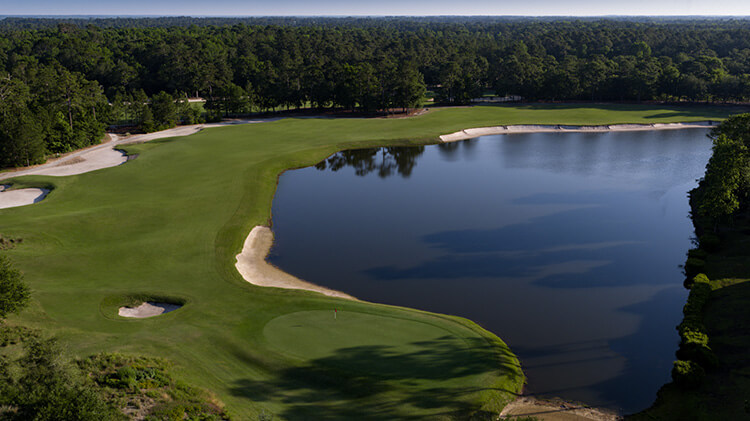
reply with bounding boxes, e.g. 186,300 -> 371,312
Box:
4,18 -> 750,167
695,114 -> 750,225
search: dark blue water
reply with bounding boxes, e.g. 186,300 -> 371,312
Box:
269,129 -> 712,413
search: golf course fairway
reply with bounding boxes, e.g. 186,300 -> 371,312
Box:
0,104 -> 739,419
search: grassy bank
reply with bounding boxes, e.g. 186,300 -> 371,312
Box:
629,221 -> 750,419
0,104 -> 742,419
630,115 -> 750,420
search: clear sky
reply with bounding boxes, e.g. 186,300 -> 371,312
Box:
2,0 -> 749,17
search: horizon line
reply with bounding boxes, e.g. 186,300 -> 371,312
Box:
2,14 -> 750,18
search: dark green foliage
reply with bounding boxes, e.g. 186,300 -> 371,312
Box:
79,353 -> 231,420
206,83 -> 250,117
0,334 -> 120,421
694,114 -> 750,228
0,75 -> 45,168
0,256 -> 30,319
150,91 -> 179,131
0,325 -> 33,347
676,342 -> 719,369
177,97 -> 204,125
672,360 -> 706,389
685,258 -> 706,276
698,135 -> 748,222
141,107 -> 156,133
710,113 -> 750,149
676,274 -> 717,376
687,248 -> 708,260
699,233 -> 721,251
5,18 -> 750,165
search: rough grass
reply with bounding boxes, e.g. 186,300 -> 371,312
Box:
79,353 -> 230,420
0,104 -> 742,419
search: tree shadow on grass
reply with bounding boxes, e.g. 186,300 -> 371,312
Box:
230,336 -> 522,420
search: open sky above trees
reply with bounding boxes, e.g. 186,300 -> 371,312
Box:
2,0 -> 750,17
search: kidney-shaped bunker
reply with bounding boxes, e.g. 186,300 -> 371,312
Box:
118,301 -> 182,318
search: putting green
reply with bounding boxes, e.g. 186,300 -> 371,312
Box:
264,310 -> 454,360
0,104 -> 740,419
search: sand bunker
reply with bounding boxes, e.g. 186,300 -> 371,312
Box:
235,226 -> 355,299
0,117 -> 284,182
118,302 -> 182,318
499,397 -> 621,421
0,187 -> 50,209
440,121 -> 716,142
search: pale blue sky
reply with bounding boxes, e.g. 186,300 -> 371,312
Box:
1,0 -> 749,17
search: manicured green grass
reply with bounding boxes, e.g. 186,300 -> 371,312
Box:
0,104 -> 743,419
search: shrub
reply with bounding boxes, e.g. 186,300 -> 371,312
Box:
687,248 -> 709,260
0,256 -> 30,319
683,274 -> 712,312
685,258 -> 706,276
114,366 -> 137,389
699,233 -> 721,251
677,342 -> 719,368
672,360 -> 705,389
677,273 -> 718,369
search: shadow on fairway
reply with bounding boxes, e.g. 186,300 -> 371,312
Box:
230,335 -> 522,419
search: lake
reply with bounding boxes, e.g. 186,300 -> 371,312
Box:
268,129 -> 712,413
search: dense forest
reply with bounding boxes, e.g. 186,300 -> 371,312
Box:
3,17 -> 750,167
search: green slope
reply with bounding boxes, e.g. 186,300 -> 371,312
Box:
0,104 -> 742,419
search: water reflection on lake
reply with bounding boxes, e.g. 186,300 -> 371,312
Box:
269,129 -> 712,413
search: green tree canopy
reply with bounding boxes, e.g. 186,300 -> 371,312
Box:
0,256 -> 30,319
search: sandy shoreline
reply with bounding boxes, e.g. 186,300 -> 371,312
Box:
439,121 -> 716,142
499,397 -> 622,421
235,226 -> 355,300
0,119 -> 717,180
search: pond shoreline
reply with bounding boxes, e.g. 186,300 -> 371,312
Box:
440,121 -> 716,142
235,226 -> 356,299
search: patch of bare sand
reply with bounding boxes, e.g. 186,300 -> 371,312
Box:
500,397 -> 621,421
0,187 -> 50,209
118,302 -> 181,318
235,226 -> 355,299
440,121 -> 717,142
0,118 -> 284,181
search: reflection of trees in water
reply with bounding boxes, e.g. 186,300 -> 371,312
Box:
315,146 -> 425,178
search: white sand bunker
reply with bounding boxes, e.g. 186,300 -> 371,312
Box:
236,226 -> 355,300
0,118 -> 285,182
0,186 -> 50,209
39,147 -> 128,177
440,121 -> 717,142
118,302 -> 182,318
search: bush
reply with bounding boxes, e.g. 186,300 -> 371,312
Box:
685,258 -> 706,276
699,233 -> 721,251
677,342 -> 719,368
205,109 -> 223,123
687,248 -> 708,260
677,273 -> 718,369
0,256 -> 30,319
672,360 -> 705,389
114,366 -> 137,389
